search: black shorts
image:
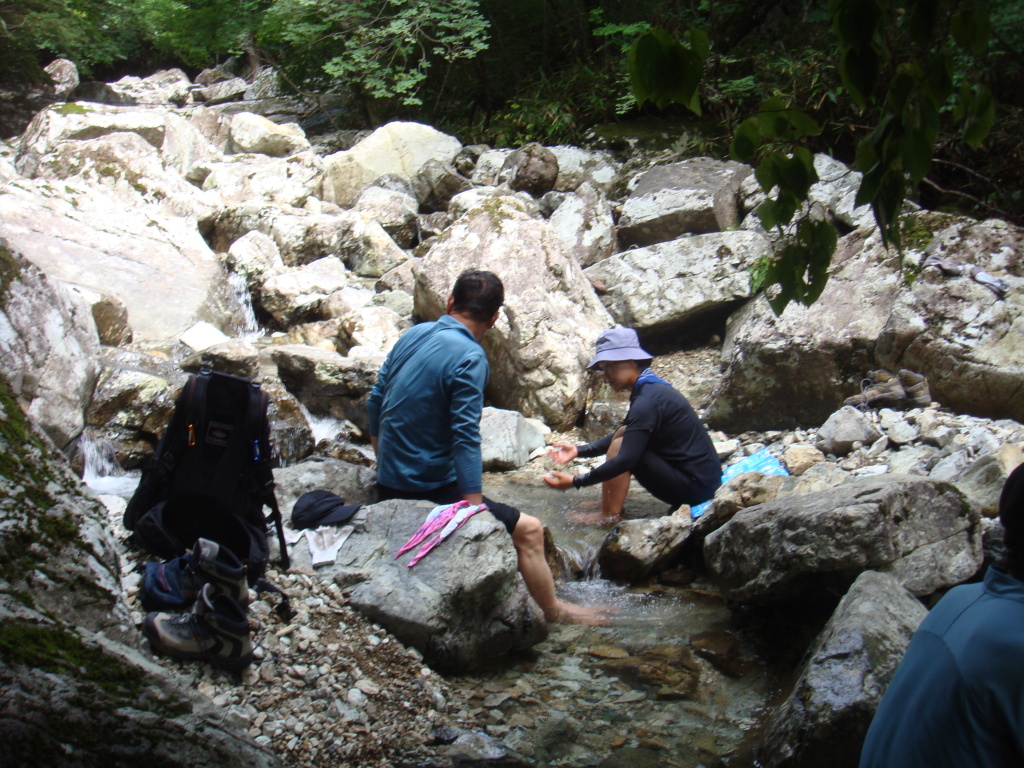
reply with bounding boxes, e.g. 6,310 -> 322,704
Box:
376,482 -> 521,534
632,451 -> 720,507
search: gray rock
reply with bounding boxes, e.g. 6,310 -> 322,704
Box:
548,146 -> 620,193
480,407 -> 549,471
415,199 -> 613,428
886,444 -> 937,475
952,443 -> 1024,518
229,112 -> 310,156
584,230 -> 771,333
353,185 -> 419,249
273,457 -> 379,515
596,515 -> 692,582
704,475 -> 982,602
258,257 -> 350,326
755,571 -> 927,768
500,142 -> 559,197
412,158 -> 472,213
43,58 -> 80,99
0,248 -> 99,448
302,499 -> 547,670
195,77 -> 249,104
618,158 -> 752,247
876,216 -> 1024,424
816,407 -> 881,456
547,182 -> 616,268
270,344 -> 379,430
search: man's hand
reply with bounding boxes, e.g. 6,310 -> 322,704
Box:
546,442 -> 578,464
543,471 -> 576,491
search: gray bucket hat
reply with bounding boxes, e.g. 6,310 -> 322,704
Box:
587,327 -> 653,369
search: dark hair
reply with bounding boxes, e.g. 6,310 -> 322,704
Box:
450,269 -> 504,322
1000,462 -> 1024,577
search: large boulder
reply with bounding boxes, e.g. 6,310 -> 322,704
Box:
876,217 -> 1024,423
548,146 -> 620,193
499,142 -> 559,197
596,514 -> 693,582
77,69 -> 193,107
1,172 -> 237,342
201,151 -> 323,207
618,158 -> 752,247
707,232 -> 903,432
414,198 -> 614,428
704,475 -> 982,602
321,122 -> 462,208
479,407 -> 549,471
548,182 -> 616,268
755,570 -> 927,768
270,344 -> 380,430
297,499 -> 547,671
584,230 -> 771,334
0,244 -> 99,449
258,257 -> 351,326
0,371 -> 279,767
228,112 -> 311,156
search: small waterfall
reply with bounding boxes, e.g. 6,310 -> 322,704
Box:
228,271 -> 261,342
552,538 -> 602,580
78,430 -> 140,497
296,400 -> 347,445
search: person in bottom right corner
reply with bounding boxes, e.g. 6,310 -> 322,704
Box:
859,461 -> 1024,768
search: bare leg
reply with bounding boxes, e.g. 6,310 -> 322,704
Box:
570,428 -> 629,526
511,514 -> 609,625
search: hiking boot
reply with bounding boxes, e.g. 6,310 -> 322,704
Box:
143,583 -> 253,671
898,369 -> 932,407
842,371 -> 906,408
181,538 -> 250,607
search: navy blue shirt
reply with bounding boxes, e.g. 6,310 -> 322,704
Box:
367,315 -> 488,494
860,567 -> 1024,768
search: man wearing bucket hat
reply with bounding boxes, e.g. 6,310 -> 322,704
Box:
859,461 -> 1024,768
543,327 -> 721,525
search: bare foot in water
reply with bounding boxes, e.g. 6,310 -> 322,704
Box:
577,498 -> 603,511
545,601 -> 612,626
567,510 -> 622,526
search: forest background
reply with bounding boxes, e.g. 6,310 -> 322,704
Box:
3,0 -> 1023,254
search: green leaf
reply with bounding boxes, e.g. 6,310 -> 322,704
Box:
730,119 -> 762,163
900,130 -> 932,184
906,0 -> 940,47
840,44 -> 879,108
952,3 -> 992,56
628,27 -> 707,113
962,85 -> 995,148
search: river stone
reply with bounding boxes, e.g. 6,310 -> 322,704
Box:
202,151 -> 323,207
181,340 -> 260,379
916,410 -> 957,448
415,198 -> 613,428
548,182 -> 616,268
707,232 -> 904,432
226,230 -> 285,288
44,58 -> 80,99
617,158 -> 752,247
411,158 -> 472,213
301,499 -> 546,671
321,121 -> 462,208
270,344 -> 380,430
353,185 -> 419,248
755,570 -> 927,768
704,475 -> 982,603
480,407 -> 549,471
885,444 -> 936,475
584,230 -> 771,334
229,112 -> 310,156
597,515 -> 693,583
816,406 -> 882,456
928,449 -> 971,483
0,177 -> 235,341
336,305 -> 408,357
952,443 -> 1024,518
548,146 -> 619,193
500,143 -> 559,197
876,217 -> 1024,424
260,379 -> 315,466
258,257 -> 350,327
0,248 -> 99,449
194,77 -> 248,105
781,444 -> 825,476
808,154 -> 875,232
66,284 -> 132,347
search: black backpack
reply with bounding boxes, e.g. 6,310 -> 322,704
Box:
124,368 -> 290,583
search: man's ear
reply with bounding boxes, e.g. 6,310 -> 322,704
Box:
446,294 -> 455,314
487,310 -> 500,329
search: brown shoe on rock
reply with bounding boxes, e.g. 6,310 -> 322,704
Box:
898,369 -> 932,407
843,371 -> 906,408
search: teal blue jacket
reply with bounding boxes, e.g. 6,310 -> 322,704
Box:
860,566 -> 1024,768
366,315 -> 488,495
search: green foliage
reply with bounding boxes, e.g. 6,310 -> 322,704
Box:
0,0 -> 143,84
628,27 -> 709,114
261,0 -> 489,108
132,0 -> 268,67
751,219 -> 838,314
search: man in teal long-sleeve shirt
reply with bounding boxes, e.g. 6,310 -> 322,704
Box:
859,462 -> 1024,768
367,269 -> 606,625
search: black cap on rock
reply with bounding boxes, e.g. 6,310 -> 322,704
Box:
292,490 -> 361,530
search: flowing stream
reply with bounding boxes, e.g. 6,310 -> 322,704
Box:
439,474 -> 795,767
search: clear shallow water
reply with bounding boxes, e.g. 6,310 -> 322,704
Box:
444,474 -> 789,766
